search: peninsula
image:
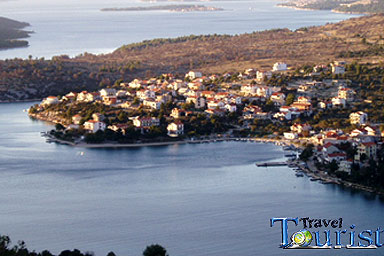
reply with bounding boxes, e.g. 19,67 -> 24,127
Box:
0,16 -> 31,50
278,0 -> 384,14
101,5 -> 223,12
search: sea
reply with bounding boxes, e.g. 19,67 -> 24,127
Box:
1,1 -> 382,256
0,102 -> 383,256
0,0 -> 360,59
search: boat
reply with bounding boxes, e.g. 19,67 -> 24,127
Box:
295,173 -> 304,177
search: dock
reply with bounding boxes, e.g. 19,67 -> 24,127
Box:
256,162 -> 287,167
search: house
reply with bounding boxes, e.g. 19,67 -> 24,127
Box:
72,114 -> 82,125
132,117 -> 160,128
41,96 -> 59,106
128,79 -> 142,89
318,101 -> 332,109
291,123 -> 312,135
83,120 -> 106,133
339,160 -> 353,174
350,111 -> 368,125
355,142 -> 377,161
86,92 -> 101,102
103,96 -> 117,105
76,91 -> 89,102
284,132 -> 298,140
326,152 -> 347,163
186,96 -> 205,109
241,84 -> 258,95
143,98 -> 161,109
207,100 -> 225,110
272,62 -> 287,72
338,87 -> 354,101
92,113 -> 105,122
270,92 -> 285,106
170,108 -> 186,119
167,121 -> 184,137
205,108 -> 226,116
186,71 -> 202,80
256,70 -> 272,81
331,97 -> 346,108
331,63 -> 346,74
137,90 -> 155,100
225,103 -> 237,113
99,88 -> 116,98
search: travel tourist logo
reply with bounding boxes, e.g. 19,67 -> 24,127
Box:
270,217 -> 382,249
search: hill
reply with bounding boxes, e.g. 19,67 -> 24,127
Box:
1,14 -> 384,101
279,0 -> 384,14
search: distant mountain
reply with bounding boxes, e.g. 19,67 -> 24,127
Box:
279,0 -> 384,14
0,16 -> 31,50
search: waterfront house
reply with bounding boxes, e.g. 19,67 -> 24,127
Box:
83,120 -> 106,133
167,121 -> 184,137
355,142 -> 377,161
132,116 -> 160,128
41,96 -> 59,106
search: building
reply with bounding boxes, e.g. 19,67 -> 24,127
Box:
339,160 -> 353,175
331,63 -> 346,75
272,62 -> 287,72
83,120 -> 106,133
355,142 -> 377,161
41,96 -> 59,106
99,88 -> 116,98
143,98 -> 161,109
72,114 -> 82,125
256,70 -> 272,81
167,121 -> 184,137
186,71 -> 202,80
132,117 -> 160,128
338,87 -> 354,101
350,111 -> 368,125
186,96 -> 205,109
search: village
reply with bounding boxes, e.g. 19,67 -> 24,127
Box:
28,60 -> 384,185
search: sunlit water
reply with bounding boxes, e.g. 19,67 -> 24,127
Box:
0,102 -> 383,256
0,0 -> 359,59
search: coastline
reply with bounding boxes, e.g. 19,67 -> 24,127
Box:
45,132 -> 384,196
276,3 -> 367,15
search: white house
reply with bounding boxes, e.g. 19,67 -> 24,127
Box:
143,98 -> 161,109
132,117 -> 160,128
186,71 -> 202,80
331,63 -> 346,75
350,111 -> 368,125
72,114 -> 82,125
99,88 -> 116,98
284,132 -> 298,140
273,62 -> 287,72
331,97 -> 346,108
83,120 -> 106,133
167,121 -> 184,137
256,70 -> 272,81
41,96 -> 59,106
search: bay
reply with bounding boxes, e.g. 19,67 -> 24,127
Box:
0,0 -> 359,59
0,102 -> 383,256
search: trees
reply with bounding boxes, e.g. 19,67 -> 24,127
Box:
143,244 -> 168,256
285,93 -> 295,106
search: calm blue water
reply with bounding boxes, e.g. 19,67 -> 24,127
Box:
0,0 -> 359,59
0,102 -> 383,256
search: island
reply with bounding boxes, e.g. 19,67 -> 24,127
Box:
101,5 -> 224,12
0,16 -> 31,50
278,0 -> 384,14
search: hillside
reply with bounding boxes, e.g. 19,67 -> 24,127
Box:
279,0 -> 384,14
1,14 -> 384,101
0,16 -> 31,50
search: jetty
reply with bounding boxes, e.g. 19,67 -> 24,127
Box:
256,162 -> 287,167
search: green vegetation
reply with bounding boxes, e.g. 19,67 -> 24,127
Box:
0,234 -> 167,256
0,16 -> 31,50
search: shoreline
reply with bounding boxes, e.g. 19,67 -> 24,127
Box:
42,125 -> 384,196
276,3 -> 366,15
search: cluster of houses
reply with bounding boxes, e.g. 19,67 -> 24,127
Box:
38,60 -> 382,172
284,112 -> 380,174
